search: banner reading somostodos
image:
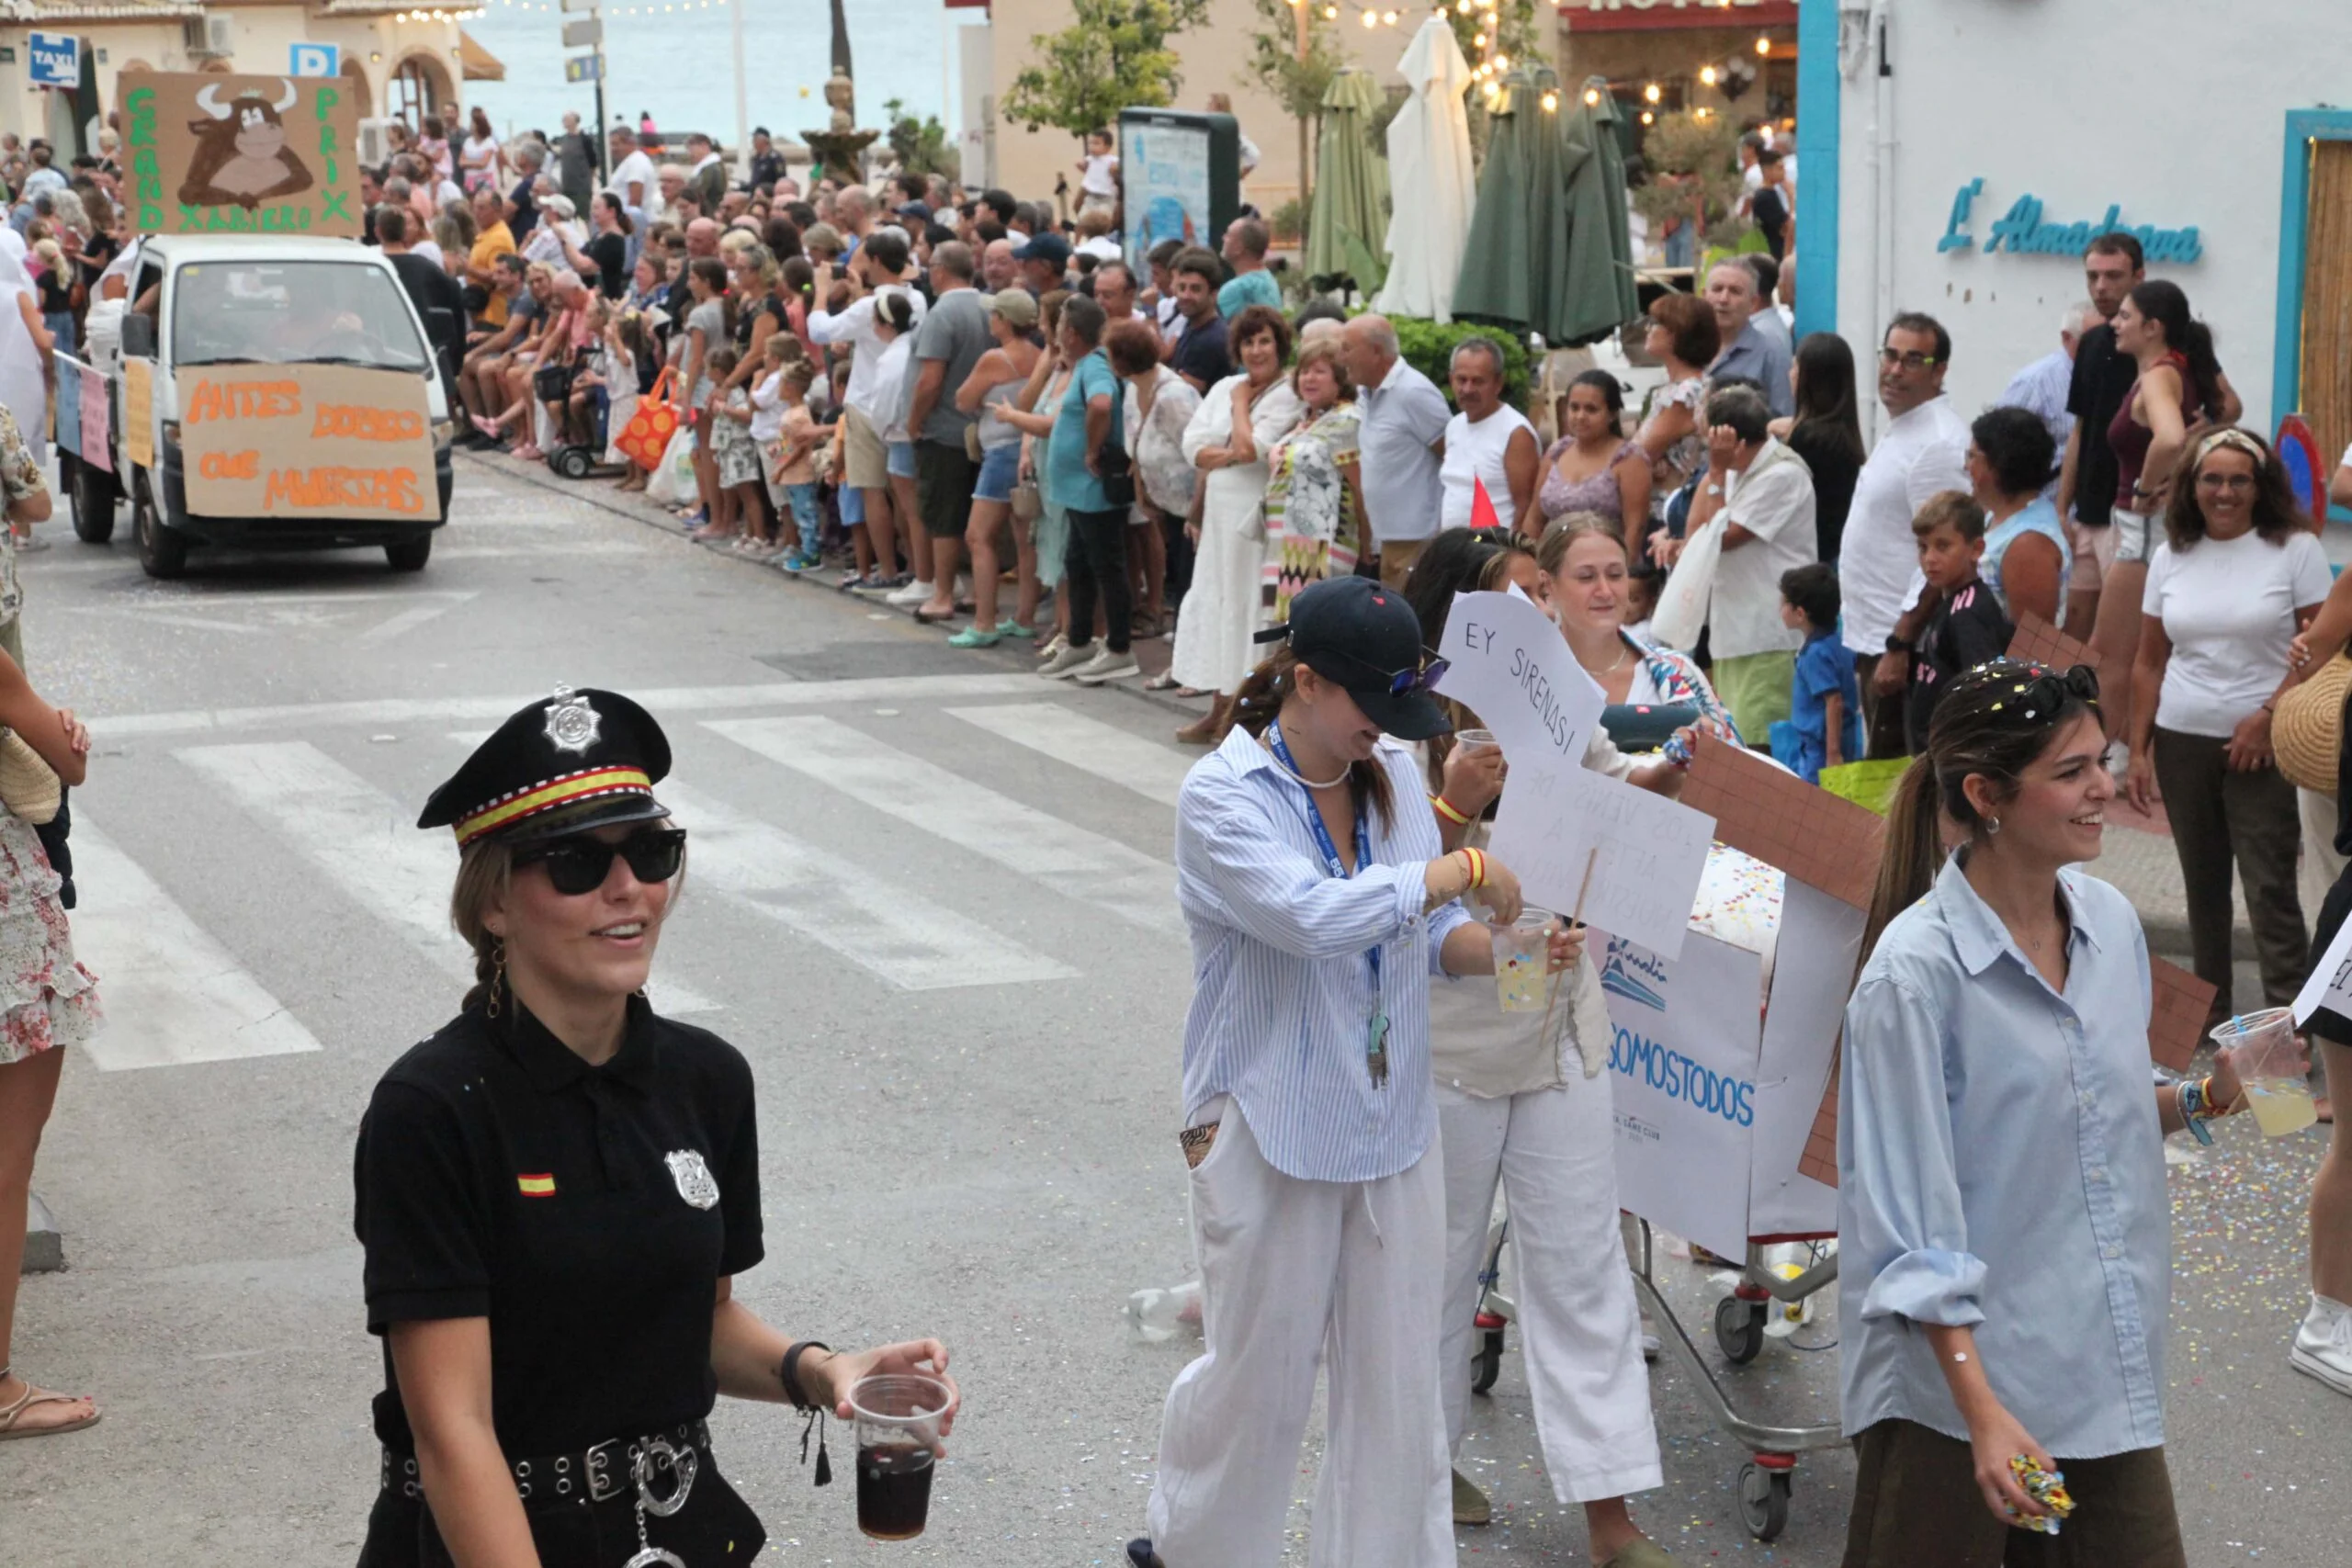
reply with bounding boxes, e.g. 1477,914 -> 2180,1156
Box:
119,72 -> 363,238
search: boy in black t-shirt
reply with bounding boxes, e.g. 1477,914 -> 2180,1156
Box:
1901,491 -> 2014,751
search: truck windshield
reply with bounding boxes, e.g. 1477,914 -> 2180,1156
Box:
171,260 -> 430,373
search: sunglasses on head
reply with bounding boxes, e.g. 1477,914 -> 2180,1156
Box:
514,827 -> 687,896
1331,648 -> 1450,697
1980,660 -> 2100,723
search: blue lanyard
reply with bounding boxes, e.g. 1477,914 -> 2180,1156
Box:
1268,723 -> 1389,1084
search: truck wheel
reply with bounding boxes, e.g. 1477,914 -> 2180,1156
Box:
134,475 -> 187,580
70,456 -> 118,544
385,535 -> 433,572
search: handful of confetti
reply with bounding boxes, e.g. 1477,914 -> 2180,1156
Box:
2006,1454 -> 2074,1535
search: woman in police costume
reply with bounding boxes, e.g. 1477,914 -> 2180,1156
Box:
356,688 -> 957,1567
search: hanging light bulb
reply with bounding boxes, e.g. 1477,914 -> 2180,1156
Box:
1540,90 -> 1559,113
1640,110 -> 1655,126
1472,29 -> 1485,44
1583,87 -> 1600,107
1643,82 -> 1662,104
1757,35 -> 1772,56
1699,65 -> 1719,87
1323,3 -> 1338,14
1361,7 -> 1377,26
1492,52 -> 1509,71
1383,8 -> 1398,21
1456,0 -> 1471,13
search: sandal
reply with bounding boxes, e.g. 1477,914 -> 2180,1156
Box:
0,1371 -> 100,1439
1142,672 -> 1181,692
912,604 -> 959,625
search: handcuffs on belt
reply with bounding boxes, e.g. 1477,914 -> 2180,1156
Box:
614,1435 -> 697,1568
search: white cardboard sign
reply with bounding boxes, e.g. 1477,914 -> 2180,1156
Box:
1601,929 -> 1763,1260
1746,880 -> 1862,1236
1488,761 -> 1715,959
2295,914 -> 2352,1025
1432,590 -> 1604,769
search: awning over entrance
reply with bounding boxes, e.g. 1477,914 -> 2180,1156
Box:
457,28 -> 503,83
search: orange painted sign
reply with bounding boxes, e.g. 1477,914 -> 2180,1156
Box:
178,363 -> 440,523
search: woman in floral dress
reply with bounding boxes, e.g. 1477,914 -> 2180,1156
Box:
1260,340 -> 1364,623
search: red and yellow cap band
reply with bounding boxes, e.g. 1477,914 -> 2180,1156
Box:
453,766 -> 653,846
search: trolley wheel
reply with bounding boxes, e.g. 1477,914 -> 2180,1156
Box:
1715,1294 -> 1766,1365
549,445 -> 594,479
1738,1461 -> 1792,1542
1471,1329 -> 1504,1395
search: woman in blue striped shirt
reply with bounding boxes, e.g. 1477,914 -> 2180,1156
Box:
1130,574 -> 1580,1568
1839,660 -> 2246,1566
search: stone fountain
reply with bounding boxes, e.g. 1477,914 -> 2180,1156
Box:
802,70 -> 878,185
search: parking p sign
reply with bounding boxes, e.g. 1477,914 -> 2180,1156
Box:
27,32 -> 80,88
289,42 -> 339,78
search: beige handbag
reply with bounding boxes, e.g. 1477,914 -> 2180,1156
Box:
2274,653 -> 2352,794
0,728 -> 60,826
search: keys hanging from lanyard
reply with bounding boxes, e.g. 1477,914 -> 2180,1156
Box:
1269,722 -> 1388,1088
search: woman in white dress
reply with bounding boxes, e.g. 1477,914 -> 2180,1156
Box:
1170,305 -> 1302,744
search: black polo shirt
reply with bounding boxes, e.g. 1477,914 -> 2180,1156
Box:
2065,321 -> 2137,528
354,995 -> 763,1457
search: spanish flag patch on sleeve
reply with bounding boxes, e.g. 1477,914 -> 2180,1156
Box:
516,1173 -> 558,1197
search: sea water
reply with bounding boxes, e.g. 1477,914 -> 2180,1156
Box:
463,0 -> 959,145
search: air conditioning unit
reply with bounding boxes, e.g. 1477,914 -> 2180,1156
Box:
183,17 -> 234,59
358,118 -> 393,168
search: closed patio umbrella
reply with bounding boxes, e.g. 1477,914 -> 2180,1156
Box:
1453,66 -> 1570,338
1304,67 -> 1391,296
1553,77 -> 1641,345
1374,17 -> 1475,322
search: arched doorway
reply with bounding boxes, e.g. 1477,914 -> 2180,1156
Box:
340,57 -> 373,118
390,51 -> 452,129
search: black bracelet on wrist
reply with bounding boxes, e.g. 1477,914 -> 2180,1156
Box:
779,1339 -> 832,1411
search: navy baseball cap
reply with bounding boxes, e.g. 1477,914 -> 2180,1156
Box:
1254,576 -> 1452,740
1012,231 -> 1072,268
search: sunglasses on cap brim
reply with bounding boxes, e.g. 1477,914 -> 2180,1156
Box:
513,828 -> 687,896
1256,627 -> 1451,697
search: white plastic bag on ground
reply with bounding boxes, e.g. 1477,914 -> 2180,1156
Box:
645,423 -> 695,505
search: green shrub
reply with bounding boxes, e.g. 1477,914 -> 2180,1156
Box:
1389,317 -> 1532,412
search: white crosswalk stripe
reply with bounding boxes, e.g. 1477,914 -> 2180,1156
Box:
657,782 -> 1078,991
942,703 -> 1194,808
175,739 -> 721,1015
704,715 -> 1182,933
69,816 -> 323,1071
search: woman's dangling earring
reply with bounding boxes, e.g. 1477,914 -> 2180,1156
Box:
487,938 -> 508,1018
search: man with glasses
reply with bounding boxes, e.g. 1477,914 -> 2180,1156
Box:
1839,312 -> 1971,757
1703,261 -> 1792,417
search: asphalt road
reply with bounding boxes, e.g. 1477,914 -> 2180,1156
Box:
4,455 -> 2343,1566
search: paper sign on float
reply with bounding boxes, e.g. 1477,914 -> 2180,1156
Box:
1433,590 -> 1716,958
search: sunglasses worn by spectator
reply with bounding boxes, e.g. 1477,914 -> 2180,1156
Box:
1978,660 -> 2100,724
514,828 -> 688,896
1878,347 -> 1940,371
1329,649 -> 1450,696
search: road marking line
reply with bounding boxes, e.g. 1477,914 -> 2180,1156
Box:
658,782 -> 1077,991
70,816 -> 323,1070
944,702 -> 1193,808
96,674 -> 1043,739
705,715 -> 1182,933
175,741 -> 720,1014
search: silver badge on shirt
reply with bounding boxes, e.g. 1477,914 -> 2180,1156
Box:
665,1148 -> 719,1210
544,687 -> 603,756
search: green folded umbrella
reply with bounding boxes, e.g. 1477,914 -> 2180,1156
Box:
1304,67 -> 1392,296
1553,75 -> 1641,346
1451,67 -> 1547,333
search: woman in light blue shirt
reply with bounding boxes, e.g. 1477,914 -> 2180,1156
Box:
1131,574 -> 1579,1568
1966,406 -> 2069,626
1839,660 -> 2246,1566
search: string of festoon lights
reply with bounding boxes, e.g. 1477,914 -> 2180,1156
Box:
1281,0 -> 1571,114
477,0 -> 730,14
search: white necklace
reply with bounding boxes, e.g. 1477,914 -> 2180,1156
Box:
1263,731 -> 1350,789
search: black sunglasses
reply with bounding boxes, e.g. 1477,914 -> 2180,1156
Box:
1982,660 -> 2100,723
514,828 -> 687,896
1331,648 -> 1451,697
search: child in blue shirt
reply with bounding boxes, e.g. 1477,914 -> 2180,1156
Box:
1770,563 -> 1863,783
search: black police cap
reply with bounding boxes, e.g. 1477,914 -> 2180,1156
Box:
417,687 -> 673,847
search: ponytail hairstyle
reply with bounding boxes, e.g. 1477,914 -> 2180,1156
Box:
2126,279 -> 2222,415
1862,659 -> 2102,959
1230,644 -> 1398,830
450,837 -> 515,1012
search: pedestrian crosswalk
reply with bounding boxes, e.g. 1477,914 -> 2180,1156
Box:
65,687 -> 1203,1071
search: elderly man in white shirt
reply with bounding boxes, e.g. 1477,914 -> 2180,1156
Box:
1340,312 -> 1454,587
1841,311 -> 1973,754
1676,382 -> 1816,739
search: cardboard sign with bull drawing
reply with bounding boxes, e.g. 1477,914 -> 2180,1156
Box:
119,73 -> 363,238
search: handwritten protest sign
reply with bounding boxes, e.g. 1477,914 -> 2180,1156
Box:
123,359 -> 156,469
178,363 -> 440,523
51,358 -> 82,460
119,72 -> 363,238
78,366 -> 111,473
1432,590 -> 1604,768
1489,757 -> 1714,958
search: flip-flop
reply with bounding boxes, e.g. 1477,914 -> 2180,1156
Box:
1142,672 -> 1181,692
0,1379 -> 100,1440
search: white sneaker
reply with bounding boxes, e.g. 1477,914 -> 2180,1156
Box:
1038,642 -> 1095,679
1072,648 -> 1141,685
887,579 -> 935,607
2290,1294 -> 2352,1395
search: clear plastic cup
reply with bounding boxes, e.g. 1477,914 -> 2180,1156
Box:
2209,1007 -> 2316,1138
1455,728 -> 1499,754
849,1373 -> 952,1540
1491,908 -> 1555,1013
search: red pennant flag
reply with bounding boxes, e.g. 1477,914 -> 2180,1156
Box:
1470,475 -> 1501,533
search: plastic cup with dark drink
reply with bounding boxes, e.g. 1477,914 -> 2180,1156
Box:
849,1373 -> 952,1541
